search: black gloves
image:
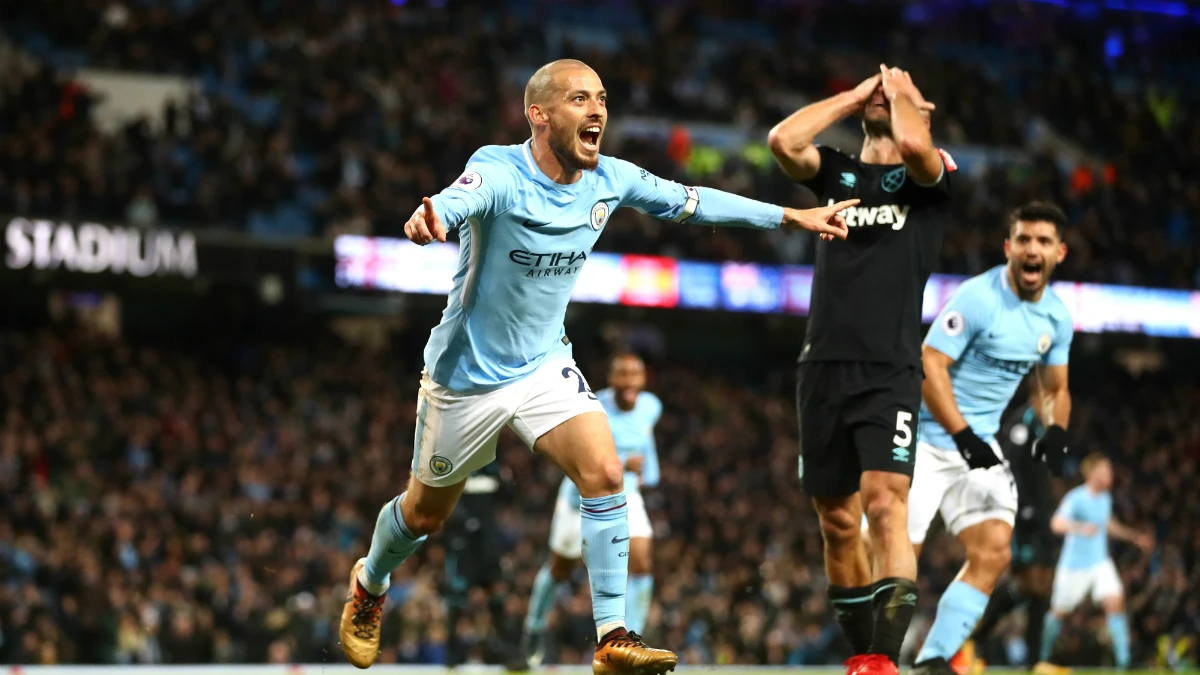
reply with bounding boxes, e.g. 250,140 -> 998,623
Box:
953,427 -> 1003,470
1032,424 -> 1069,476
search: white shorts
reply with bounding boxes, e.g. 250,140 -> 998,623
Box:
907,440 -> 1017,544
410,359 -> 605,487
1051,559 -> 1123,612
548,490 -> 653,559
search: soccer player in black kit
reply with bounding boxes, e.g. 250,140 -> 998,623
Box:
768,65 -> 953,675
957,381 -> 1057,673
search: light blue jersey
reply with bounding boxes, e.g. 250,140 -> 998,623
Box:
424,141 -> 784,394
1054,485 -> 1113,569
919,265 -> 1074,450
558,388 -> 662,508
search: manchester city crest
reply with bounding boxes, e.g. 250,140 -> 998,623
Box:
590,201 -> 610,230
429,455 -> 454,476
881,167 -> 907,193
1037,332 -> 1052,355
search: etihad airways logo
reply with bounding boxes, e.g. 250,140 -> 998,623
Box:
826,199 -> 911,231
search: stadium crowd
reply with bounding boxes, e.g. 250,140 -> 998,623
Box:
0,1 -> 1198,288
0,320 -> 1197,667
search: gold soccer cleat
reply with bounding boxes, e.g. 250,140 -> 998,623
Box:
592,630 -> 678,675
339,559 -> 386,669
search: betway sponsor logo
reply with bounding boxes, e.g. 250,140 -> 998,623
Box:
5,218 -> 198,278
826,200 -> 910,231
509,249 -> 589,278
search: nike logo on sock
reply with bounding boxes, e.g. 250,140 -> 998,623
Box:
611,536 -> 630,544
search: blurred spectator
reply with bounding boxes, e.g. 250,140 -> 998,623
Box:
0,320 -> 1195,667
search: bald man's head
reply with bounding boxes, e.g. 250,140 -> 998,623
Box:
524,59 -> 607,172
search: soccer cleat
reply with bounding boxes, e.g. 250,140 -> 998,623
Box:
339,558 -> 386,669
592,629 -> 677,675
912,657 -> 958,675
845,653 -> 898,675
949,639 -> 975,675
1032,662 -> 1072,675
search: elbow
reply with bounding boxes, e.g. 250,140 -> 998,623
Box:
1050,518 -> 1069,535
766,126 -> 790,160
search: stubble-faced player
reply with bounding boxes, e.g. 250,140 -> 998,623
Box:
519,354 -> 662,669
769,66 -> 950,675
338,59 -> 855,674
958,381 -> 1057,673
907,203 -> 1075,675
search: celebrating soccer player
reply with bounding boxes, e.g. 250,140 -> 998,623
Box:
517,353 -> 662,670
768,66 -> 951,675
338,59 -> 855,674
907,202 -> 1075,675
1036,454 -> 1154,674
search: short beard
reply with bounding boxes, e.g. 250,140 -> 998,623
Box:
548,123 -> 597,172
863,116 -> 892,139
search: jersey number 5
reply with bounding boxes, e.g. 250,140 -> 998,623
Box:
562,367 -> 599,400
893,411 -> 914,447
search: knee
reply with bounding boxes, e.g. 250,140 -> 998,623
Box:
862,488 -> 906,534
967,542 -> 1012,580
818,508 -> 862,548
549,554 -> 576,582
576,454 -> 624,497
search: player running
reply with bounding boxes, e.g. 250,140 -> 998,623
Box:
908,202 -> 1074,675
518,354 -> 662,669
338,59 -> 854,674
958,382 -> 1058,674
769,66 -> 951,675
1035,453 -> 1153,674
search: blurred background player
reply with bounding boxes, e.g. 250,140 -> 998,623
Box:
518,354 -> 662,670
908,202 -> 1074,675
1036,454 -> 1154,674
959,380 -> 1059,673
339,58 -> 851,673
443,459 -> 510,667
769,66 -> 950,675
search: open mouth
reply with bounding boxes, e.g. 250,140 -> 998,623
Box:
579,126 -> 601,152
1019,260 -> 1044,284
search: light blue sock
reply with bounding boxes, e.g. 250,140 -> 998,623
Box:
626,574 -> 654,634
916,581 -> 990,663
360,494 -> 427,593
524,564 -> 562,633
1041,613 -> 1062,663
1107,612 -> 1130,669
580,492 -> 629,641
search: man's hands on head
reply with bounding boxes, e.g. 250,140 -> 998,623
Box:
952,427 -> 1003,470
878,65 -> 936,113
404,197 -> 448,245
782,199 -> 857,240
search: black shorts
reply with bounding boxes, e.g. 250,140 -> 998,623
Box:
443,493 -> 503,591
1011,526 -> 1057,570
796,361 -> 922,497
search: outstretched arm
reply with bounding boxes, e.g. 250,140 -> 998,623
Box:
766,74 -> 880,182
614,158 -> 854,239
405,163 -> 511,245
1109,519 -> 1154,554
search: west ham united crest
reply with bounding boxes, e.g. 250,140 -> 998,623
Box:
590,201 -> 610,230
881,167 -> 907,193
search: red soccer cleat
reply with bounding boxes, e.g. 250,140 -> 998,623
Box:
846,654 -> 899,675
